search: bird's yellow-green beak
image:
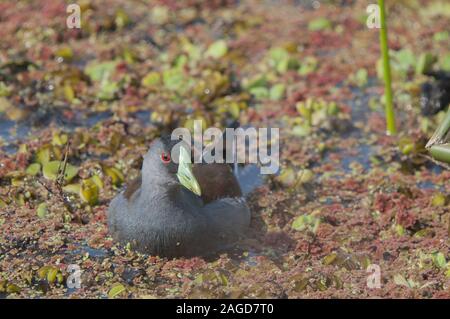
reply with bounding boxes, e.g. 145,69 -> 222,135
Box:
176,146 -> 202,196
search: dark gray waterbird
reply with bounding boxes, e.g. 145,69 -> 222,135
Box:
108,136 -> 250,257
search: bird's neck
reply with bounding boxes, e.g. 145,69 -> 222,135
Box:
140,171 -> 179,196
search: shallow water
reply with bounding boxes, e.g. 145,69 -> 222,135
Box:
235,164 -> 265,195
340,143 -> 374,173
69,244 -> 111,259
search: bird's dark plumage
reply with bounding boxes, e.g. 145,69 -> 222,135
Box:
421,71 -> 450,116
108,136 -> 250,257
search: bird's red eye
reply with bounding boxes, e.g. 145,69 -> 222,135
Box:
161,152 -> 171,163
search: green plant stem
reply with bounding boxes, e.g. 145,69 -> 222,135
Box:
429,144 -> 450,164
378,0 -> 396,135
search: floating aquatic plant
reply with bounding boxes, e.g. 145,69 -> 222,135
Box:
291,212 -> 321,234
42,161 -> 78,183
205,40 -> 228,59
308,17 -> 332,32
37,266 -> 64,285
80,178 -> 100,206
0,0 -> 449,299
108,283 -> 126,298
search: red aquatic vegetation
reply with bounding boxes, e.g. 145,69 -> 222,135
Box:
374,192 -> 417,228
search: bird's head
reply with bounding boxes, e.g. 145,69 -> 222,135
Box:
142,136 -> 202,196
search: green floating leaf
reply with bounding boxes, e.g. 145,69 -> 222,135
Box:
243,75 -> 268,91
97,78 -> 118,101
85,60 -> 118,82
292,213 -> 321,234
422,2 -> 450,18
323,253 -> 338,265
193,273 -> 204,285
36,147 -> 51,165
269,83 -> 286,101
327,102 -> 339,116
276,167 -> 297,187
398,137 -> 417,155
413,228 -> 434,238
393,274 -> 410,288
395,224 -> 405,236
55,46 -> 73,61
292,215 -> 307,231
308,18 -> 332,31
163,68 -> 188,93
25,163 -> 41,176
63,183 -> 81,194
103,166 -> 124,186
432,252 -> 447,269
278,58 -> 299,73
297,169 -> 314,184
91,174 -> 104,189
249,86 -> 269,100
37,266 -> 64,284
122,47 -> 136,64
292,124 -> 311,137
141,72 -> 161,88
445,268 -> 450,278
151,6 -> 170,25
174,54 -> 188,68
108,283 -> 126,299
47,268 -> 58,284
351,68 -> 368,87
270,47 -> 290,63
0,82 -> 12,97
433,31 -> 449,42
205,40 -> 228,59
441,53 -> 450,72
183,40 -> 202,61
378,49 -> 416,80
393,49 -> 416,71
80,178 -> 99,206
6,283 -> 20,294
36,203 -> 48,219
90,61 -> 122,100
52,132 -> 68,146
298,56 -> 318,76
0,97 -> 12,113
115,8 -> 131,29
431,193 -> 447,207
43,161 -> 78,182
415,52 -> 437,75
268,47 -> 298,73
296,100 -> 312,123
37,266 -> 52,279
63,84 -> 75,102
